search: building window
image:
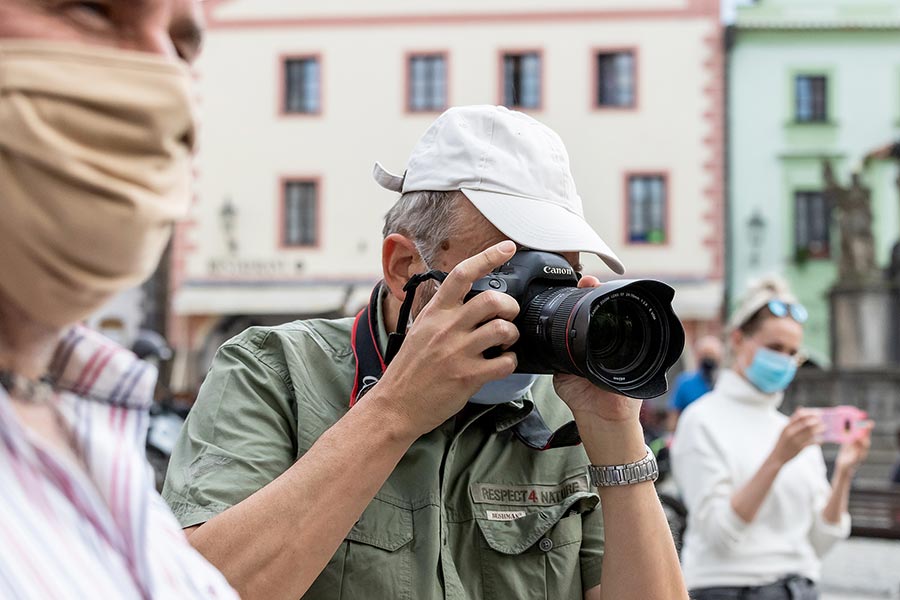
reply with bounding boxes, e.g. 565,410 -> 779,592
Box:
408,54 -> 447,112
502,52 -> 541,109
596,51 -> 636,108
627,175 -> 667,244
795,75 -> 828,123
795,191 -> 830,259
283,180 -> 318,247
283,57 -> 320,114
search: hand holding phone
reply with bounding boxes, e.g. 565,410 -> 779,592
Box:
811,406 -> 869,444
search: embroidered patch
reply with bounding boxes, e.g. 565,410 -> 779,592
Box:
486,510 -> 527,521
471,475 -> 590,506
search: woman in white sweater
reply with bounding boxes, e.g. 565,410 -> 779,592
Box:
671,278 -> 872,600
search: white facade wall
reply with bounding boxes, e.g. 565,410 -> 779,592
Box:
173,0 -> 723,352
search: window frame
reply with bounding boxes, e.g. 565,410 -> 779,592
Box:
279,53 -> 323,117
405,51 -> 450,114
624,172 -> 670,246
793,73 -> 829,124
279,177 -> 322,249
793,189 -> 831,260
592,47 -> 639,111
498,48 -> 544,111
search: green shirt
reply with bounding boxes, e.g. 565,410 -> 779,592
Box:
163,307 -> 605,600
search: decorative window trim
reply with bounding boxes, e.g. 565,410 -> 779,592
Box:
279,176 -> 322,249
787,68 -> 835,126
624,172 -> 671,247
497,48 -> 544,111
405,51 -> 450,114
793,189 -> 831,261
592,47 -> 639,111
279,53 -> 324,117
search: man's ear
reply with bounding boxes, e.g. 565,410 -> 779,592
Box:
382,234 -> 425,302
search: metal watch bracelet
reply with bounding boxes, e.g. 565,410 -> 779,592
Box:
588,445 -> 659,487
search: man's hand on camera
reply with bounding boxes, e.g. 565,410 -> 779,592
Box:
553,275 -> 646,466
372,240 -> 520,439
552,275 -> 641,423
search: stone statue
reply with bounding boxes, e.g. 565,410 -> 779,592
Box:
888,240 -> 900,282
862,140 -> 900,281
823,161 -> 877,281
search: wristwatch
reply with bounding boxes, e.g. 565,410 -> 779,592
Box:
588,446 -> 659,487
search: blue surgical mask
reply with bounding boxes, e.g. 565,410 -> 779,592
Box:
744,347 -> 797,394
470,373 -> 541,405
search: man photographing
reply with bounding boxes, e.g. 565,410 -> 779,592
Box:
164,105 -> 688,599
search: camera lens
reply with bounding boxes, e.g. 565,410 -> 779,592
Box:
516,279 -> 683,399
587,297 -> 650,374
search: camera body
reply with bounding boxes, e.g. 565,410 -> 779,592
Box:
467,250 -> 684,399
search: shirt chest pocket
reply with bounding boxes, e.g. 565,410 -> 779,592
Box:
303,497 -> 414,600
474,490 -> 599,600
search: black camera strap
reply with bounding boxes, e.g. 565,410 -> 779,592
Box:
350,275 -> 445,406
512,413 -> 581,450
385,270 -> 448,366
350,281 -> 582,451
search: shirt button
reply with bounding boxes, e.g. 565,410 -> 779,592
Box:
538,538 -> 553,552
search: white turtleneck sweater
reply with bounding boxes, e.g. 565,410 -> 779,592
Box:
670,370 -> 850,590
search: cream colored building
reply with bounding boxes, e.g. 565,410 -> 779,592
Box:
170,0 -> 725,388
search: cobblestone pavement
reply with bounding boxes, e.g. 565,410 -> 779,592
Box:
821,537 -> 900,599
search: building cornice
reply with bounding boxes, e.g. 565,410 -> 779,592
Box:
205,0 -> 720,30
736,21 -> 900,31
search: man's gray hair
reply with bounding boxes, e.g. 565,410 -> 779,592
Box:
382,190 -> 465,267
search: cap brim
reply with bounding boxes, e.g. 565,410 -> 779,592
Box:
461,188 -> 626,275
373,161 -> 404,192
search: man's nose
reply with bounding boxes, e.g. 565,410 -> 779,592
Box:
122,27 -> 179,61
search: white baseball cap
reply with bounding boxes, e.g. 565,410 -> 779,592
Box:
373,105 -> 626,275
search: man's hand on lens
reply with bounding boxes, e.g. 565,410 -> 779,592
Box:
553,275 -> 642,424
374,240 -> 520,436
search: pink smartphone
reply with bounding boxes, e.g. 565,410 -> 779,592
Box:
812,406 -> 868,444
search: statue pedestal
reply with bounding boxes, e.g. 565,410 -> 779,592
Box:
830,282 -> 900,369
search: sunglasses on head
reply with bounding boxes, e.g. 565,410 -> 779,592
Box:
767,299 -> 808,324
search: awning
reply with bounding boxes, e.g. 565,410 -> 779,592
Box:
669,280 -> 723,321
173,281 -> 378,316
174,278 -> 722,322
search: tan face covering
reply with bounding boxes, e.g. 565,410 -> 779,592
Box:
0,41 -> 196,327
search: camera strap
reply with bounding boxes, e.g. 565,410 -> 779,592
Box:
385,270 -> 448,366
350,281 -> 582,450
349,274 -> 445,406
512,413 -> 582,450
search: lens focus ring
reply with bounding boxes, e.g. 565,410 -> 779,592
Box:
521,287 -> 592,365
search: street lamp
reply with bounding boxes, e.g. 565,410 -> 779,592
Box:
747,210 -> 767,267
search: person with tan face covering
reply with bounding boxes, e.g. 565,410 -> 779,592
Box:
0,1 -> 241,597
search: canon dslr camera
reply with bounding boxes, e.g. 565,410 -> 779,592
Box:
467,250 -> 684,399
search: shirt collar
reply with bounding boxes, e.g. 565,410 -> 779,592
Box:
714,368 -> 784,409
48,326 -> 155,409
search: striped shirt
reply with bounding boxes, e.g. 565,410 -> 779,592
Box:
0,326 -> 239,599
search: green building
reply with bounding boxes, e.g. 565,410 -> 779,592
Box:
728,0 -> 900,362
